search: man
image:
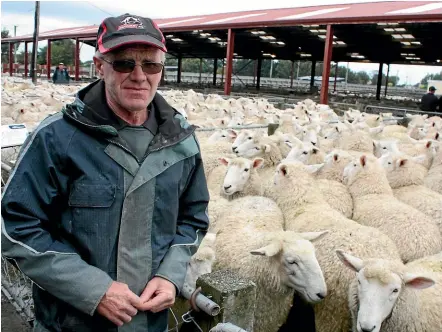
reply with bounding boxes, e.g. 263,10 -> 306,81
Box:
1,13 -> 210,332
420,86 -> 438,112
52,62 -> 70,84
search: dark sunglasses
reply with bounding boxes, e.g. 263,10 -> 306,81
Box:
101,58 -> 164,74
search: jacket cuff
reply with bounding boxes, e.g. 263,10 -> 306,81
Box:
155,245 -> 192,295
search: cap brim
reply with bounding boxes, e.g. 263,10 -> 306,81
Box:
99,35 -> 167,54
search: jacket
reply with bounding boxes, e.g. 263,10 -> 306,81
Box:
52,68 -> 70,84
1,79 -> 210,332
420,92 -> 438,112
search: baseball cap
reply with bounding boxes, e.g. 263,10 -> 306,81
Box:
429,86 -> 436,91
96,13 -> 167,54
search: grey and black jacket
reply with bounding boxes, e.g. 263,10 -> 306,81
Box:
1,79 -> 210,332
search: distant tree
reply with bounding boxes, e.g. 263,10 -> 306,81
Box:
37,39 -> 76,66
1,28 -> 11,63
421,72 -> 442,85
15,51 -> 32,64
371,73 -> 400,86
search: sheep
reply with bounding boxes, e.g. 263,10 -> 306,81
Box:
214,195 -> 328,332
270,161 -> 401,332
335,128 -> 374,154
379,152 -> 442,234
207,157 -> 265,199
343,154 -> 442,262
424,143 -> 442,194
285,143 -> 325,165
184,233 -> 216,289
336,250 -> 442,332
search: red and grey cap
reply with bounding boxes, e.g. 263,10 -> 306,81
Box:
96,13 -> 167,54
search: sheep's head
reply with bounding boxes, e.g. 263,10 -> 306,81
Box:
342,154 -> 378,185
373,139 -> 400,158
219,157 -> 264,195
231,130 -> 256,153
251,230 -> 328,302
378,152 -> 428,188
234,137 -> 268,158
302,125 -> 320,146
336,250 -> 435,332
286,143 -> 323,165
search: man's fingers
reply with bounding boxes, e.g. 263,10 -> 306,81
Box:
140,292 -> 173,312
124,305 -> 138,317
108,315 -> 124,327
139,282 -> 157,303
127,291 -> 143,307
118,312 -> 133,324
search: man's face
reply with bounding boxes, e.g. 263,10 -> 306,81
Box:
95,46 -> 163,113
58,65 -> 63,70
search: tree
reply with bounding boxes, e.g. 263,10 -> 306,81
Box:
371,73 -> 400,86
15,51 -> 32,64
1,28 -> 11,64
421,72 -> 442,85
37,39 -> 76,66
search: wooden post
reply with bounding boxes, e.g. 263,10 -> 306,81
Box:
31,1 -> 40,84
320,24 -> 334,105
46,39 -> 51,79
224,29 -> 235,95
75,38 -> 80,81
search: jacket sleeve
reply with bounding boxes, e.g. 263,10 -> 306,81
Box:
154,144 -> 210,293
1,122 -> 113,316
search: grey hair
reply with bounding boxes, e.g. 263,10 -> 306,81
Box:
94,48 -> 166,63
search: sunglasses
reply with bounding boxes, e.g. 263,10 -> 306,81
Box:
101,58 -> 164,74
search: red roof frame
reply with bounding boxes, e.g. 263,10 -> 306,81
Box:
2,1 -> 442,43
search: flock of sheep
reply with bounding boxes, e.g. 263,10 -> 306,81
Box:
1,77 -> 442,332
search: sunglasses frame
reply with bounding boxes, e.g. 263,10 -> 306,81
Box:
101,58 -> 164,74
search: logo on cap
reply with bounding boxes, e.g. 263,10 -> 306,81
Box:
118,16 -> 144,30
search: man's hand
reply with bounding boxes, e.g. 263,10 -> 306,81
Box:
96,281 -> 141,326
138,277 -> 176,313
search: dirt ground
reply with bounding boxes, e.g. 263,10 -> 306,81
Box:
1,293 -> 33,332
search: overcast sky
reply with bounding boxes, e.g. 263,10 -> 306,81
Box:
1,0 -> 441,85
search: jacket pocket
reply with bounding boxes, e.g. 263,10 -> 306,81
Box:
68,183 -> 116,208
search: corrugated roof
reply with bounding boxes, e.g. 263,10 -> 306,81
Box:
2,1 -> 442,42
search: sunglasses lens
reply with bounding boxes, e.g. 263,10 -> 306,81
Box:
112,60 -> 135,73
142,62 -> 163,74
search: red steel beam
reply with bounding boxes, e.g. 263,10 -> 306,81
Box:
24,42 -> 29,78
47,40 -> 52,79
320,25 -> 334,105
224,29 -> 235,96
9,43 -> 13,76
75,38 -> 80,81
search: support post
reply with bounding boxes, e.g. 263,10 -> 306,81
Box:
333,62 -> 338,92
177,55 -> 182,84
75,38 -> 80,81
310,60 -> 316,89
221,59 -> 224,84
256,57 -> 262,90
253,59 -> 257,86
320,24 -> 334,104
290,60 -> 295,88
384,63 -> 390,97
24,42 -> 29,78
47,39 -> 51,80
376,62 -> 383,101
224,28 -> 235,95
31,1 -> 40,85
9,43 -> 14,76
213,58 -> 218,86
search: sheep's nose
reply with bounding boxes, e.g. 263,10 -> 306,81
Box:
311,141 -> 317,146
316,292 -> 326,300
361,325 -> 376,332
224,185 -> 232,190
232,147 -> 237,152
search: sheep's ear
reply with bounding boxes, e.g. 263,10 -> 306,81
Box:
426,141 -> 432,149
250,241 -> 281,257
223,109 -> 229,115
435,132 -> 439,140
335,250 -> 364,272
397,158 -> 408,167
360,155 -> 367,167
220,119 -> 226,125
264,144 -> 272,153
422,114 -> 428,119
333,153 -> 339,162
299,230 -> 329,242
403,273 -> 435,289
305,163 -> 323,174
279,164 -> 288,177
312,148 -> 319,155
219,157 -> 230,166
252,158 -> 265,169
227,129 -> 237,138
412,154 -> 427,165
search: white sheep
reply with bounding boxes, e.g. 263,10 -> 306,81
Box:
379,152 -> 442,234
184,233 -> 216,289
343,154 -> 442,262
214,195 -> 328,332
270,161 -> 401,332
336,250 -> 442,332
424,143 -> 442,194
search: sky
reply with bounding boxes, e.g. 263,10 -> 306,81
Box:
1,0 -> 441,85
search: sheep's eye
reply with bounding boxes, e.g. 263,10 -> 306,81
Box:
248,137 -> 252,140
244,168 -> 249,172
221,135 -> 226,137
388,162 -> 392,165
288,260 -> 299,266
303,151 -> 308,155
383,147 -> 387,149
353,164 -> 357,167
255,147 -> 260,150
392,288 -> 399,293
358,279 -> 361,285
